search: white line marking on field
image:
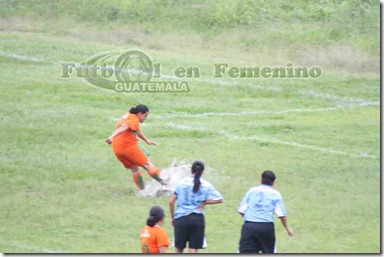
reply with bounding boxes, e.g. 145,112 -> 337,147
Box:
157,100 -> 379,118
0,238 -> 67,253
157,106 -> 340,118
0,52 -> 43,62
165,122 -> 200,131
218,130 -> 378,159
148,122 -> 377,159
199,77 -> 284,92
301,89 -> 379,107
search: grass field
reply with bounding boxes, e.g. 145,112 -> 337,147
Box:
0,0 -> 381,254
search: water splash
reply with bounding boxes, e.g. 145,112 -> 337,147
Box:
135,160 -> 228,197
135,160 -> 191,197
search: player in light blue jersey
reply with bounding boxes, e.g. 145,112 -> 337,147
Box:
238,170 -> 294,253
169,161 -> 224,253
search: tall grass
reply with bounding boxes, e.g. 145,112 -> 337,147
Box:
0,0 -> 379,53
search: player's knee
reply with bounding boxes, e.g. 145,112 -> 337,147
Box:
131,166 -> 140,172
143,162 -> 153,170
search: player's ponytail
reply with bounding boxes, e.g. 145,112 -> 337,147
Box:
147,215 -> 157,227
129,104 -> 149,114
146,206 -> 165,227
192,160 -> 204,193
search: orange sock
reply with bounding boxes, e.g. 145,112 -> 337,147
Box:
132,171 -> 145,190
148,166 -> 162,182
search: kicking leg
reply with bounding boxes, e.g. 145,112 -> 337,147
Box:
142,161 -> 165,185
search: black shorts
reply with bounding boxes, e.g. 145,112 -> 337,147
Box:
239,221 -> 275,253
174,213 -> 205,250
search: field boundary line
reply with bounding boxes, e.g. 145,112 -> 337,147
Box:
156,102 -> 378,118
156,107 -> 340,118
0,238 -> 67,253
146,122 -> 377,160
218,130 -> 378,159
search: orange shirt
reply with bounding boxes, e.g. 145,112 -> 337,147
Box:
113,113 -> 140,147
140,225 -> 170,253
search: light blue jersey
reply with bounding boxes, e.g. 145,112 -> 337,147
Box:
174,175 -> 224,219
238,185 -> 286,222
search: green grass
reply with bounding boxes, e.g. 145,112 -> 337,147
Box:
0,0 -> 380,254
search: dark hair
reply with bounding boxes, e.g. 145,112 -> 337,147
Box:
129,104 -> 149,114
261,170 -> 276,186
146,205 -> 165,227
192,160 -> 204,193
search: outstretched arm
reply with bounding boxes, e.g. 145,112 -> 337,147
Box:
137,129 -> 157,145
105,124 -> 129,144
279,216 -> 294,236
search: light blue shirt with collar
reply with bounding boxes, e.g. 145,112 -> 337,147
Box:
174,175 -> 224,219
238,184 -> 287,222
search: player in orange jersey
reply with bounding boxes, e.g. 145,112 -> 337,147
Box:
140,205 -> 170,253
106,104 -> 165,190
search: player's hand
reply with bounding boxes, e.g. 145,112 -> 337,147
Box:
196,202 -> 206,210
146,140 -> 157,146
105,137 -> 113,144
286,227 -> 294,237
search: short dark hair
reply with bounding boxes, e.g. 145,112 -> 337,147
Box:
261,170 -> 276,186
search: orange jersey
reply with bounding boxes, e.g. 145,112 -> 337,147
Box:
113,113 -> 140,147
112,113 -> 149,168
140,225 -> 170,253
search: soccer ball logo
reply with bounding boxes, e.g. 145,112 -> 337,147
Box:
115,50 -> 153,83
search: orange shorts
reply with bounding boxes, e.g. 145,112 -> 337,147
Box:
113,144 -> 149,169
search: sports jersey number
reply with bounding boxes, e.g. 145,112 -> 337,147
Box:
180,187 -> 204,205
